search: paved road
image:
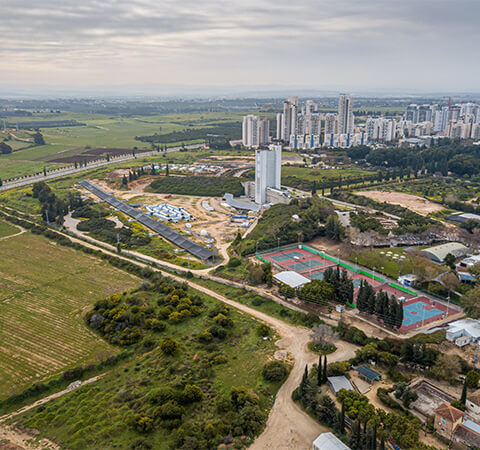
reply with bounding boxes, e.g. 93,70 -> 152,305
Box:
0,144 -> 203,192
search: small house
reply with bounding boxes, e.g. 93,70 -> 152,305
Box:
466,392 -> 480,418
434,402 -> 464,439
355,365 -> 381,384
446,319 -> 480,347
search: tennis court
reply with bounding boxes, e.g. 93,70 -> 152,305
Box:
260,245 -> 459,333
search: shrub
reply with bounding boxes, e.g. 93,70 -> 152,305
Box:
182,384 -> 204,403
159,337 -> 178,355
228,257 -> 242,268
257,323 -> 271,337
262,361 -> 287,381
149,386 -> 177,405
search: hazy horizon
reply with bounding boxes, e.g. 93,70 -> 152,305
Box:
1,0 -> 479,96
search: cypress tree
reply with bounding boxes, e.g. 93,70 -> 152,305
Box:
300,365 -> 308,400
372,424 -> 377,450
340,401 -> 345,434
379,436 -> 385,450
461,382 -> 468,405
317,355 -> 322,386
323,356 -> 327,383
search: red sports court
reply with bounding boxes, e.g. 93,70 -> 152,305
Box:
259,245 -> 457,333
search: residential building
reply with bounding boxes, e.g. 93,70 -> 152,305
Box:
255,144 -> 282,204
277,96 -> 298,141
456,254 -> 480,272
324,113 -> 338,135
454,421 -> 480,448
466,392 -> 480,418
338,93 -> 354,134
242,115 -> 270,148
434,106 -> 450,132
366,117 -> 396,142
434,403 -> 464,440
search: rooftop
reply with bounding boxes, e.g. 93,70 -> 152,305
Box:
273,271 -> 310,289
447,318 -> 480,339
455,423 -> 480,447
422,242 -> 468,262
355,365 -> 381,382
434,402 -> 464,422
469,392 -> 480,407
327,376 -> 354,395
313,432 -> 351,450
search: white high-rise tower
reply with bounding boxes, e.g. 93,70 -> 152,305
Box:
338,94 -> 354,134
255,144 -> 282,204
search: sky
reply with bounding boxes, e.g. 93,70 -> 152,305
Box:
0,0 -> 479,96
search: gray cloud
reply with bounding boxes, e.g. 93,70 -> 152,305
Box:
0,0 -> 479,92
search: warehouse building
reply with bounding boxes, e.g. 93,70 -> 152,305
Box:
422,242 -> 468,263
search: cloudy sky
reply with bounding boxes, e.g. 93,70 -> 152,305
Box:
1,0 -> 479,95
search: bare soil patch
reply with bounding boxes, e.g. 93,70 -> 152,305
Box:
356,190 -> 444,215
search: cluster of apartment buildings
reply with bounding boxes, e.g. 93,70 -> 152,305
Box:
242,95 -> 480,149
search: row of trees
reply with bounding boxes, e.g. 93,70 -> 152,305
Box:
356,281 -> 404,329
32,181 -> 68,224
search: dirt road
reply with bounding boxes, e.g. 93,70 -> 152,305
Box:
0,222 -> 358,450
252,340 -> 357,450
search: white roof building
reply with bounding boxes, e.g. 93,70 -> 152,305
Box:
273,271 -> 310,289
313,432 -> 351,450
447,319 -> 480,346
457,255 -> 480,271
422,242 -> 468,263
327,376 -> 354,395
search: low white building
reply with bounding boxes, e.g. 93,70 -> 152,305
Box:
327,376 -> 354,396
457,255 -> 480,272
273,271 -> 310,289
466,392 -> 480,418
446,319 -> 480,346
398,274 -> 417,287
313,432 -> 351,450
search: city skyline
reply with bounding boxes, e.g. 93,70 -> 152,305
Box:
1,0 -> 479,95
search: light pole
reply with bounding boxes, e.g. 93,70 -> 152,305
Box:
355,256 -> 358,273
372,266 -> 376,284
446,290 -> 450,318
256,241 -> 259,256
277,237 -> 280,250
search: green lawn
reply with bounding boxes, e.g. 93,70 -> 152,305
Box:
0,220 -> 19,238
0,231 -> 138,399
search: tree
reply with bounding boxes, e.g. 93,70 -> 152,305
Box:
43,167 -> 47,176
317,355 -> 322,386
461,382 -> 468,405
297,280 -> 334,305
0,142 -> 12,154
322,355 -> 327,383
339,401 -> 345,434
444,253 -> 456,270
122,174 -> 128,187
0,178 -> 2,187
33,131 -> 45,145
325,215 -> 344,241
312,180 -> 317,195
262,361 -> 287,381
165,164 -> 169,177
431,353 -> 461,382
466,370 -> 480,389
300,365 -> 309,400
461,287 -> 480,318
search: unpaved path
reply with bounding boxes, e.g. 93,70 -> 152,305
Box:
0,220 -> 357,450
252,340 -> 357,450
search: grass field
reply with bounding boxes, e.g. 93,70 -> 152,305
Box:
0,111 -> 246,179
0,231 -> 138,399
16,285 -> 280,449
0,220 -> 19,238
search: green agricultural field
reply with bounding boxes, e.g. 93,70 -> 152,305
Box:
0,231 -> 138,399
16,284 -> 280,449
0,111 -> 247,179
0,220 -> 19,238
